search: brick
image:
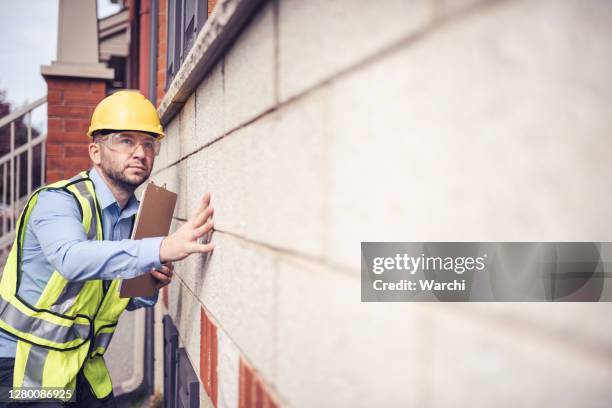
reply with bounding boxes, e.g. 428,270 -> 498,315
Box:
64,143 -> 90,158
254,378 -> 264,408
46,170 -> 63,183
46,78 -> 90,91
46,143 -> 64,157
63,91 -> 105,105
200,307 -> 209,393
48,118 -> 64,132
48,157 -> 91,171
89,81 -> 106,93
239,360 -> 253,408
46,131 -> 88,143
206,317 -> 213,394
47,90 -> 63,104
208,0 -> 216,16
64,118 -> 90,133
47,105 -> 90,118
210,320 -> 218,407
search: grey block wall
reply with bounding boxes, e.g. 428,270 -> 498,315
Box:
150,0 -> 612,406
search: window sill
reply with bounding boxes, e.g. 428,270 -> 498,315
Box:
157,0 -> 267,126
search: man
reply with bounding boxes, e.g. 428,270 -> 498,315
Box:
0,90 -> 214,407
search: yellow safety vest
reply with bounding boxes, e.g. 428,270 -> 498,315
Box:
0,171 -> 132,400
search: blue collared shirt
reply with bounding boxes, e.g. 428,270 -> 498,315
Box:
0,167 -> 164,357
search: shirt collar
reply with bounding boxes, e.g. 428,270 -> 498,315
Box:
88,167 -> 139,217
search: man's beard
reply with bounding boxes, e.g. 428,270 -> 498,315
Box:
101,162 -> 148,193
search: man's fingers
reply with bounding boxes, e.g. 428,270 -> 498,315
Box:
187,242 -> 215,254
193,221 -> 214,239
151,269 -> 171,282
192,205 -> 214,228
193,193 -> 211,220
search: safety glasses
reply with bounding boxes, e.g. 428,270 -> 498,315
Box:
97,132 -> 161,156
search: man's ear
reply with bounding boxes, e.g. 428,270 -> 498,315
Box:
89,142 -> 102,165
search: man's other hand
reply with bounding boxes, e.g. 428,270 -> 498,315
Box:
151,262 -> 174,289
159,192 -> 215,263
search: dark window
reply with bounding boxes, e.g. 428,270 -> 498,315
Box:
163,316 -> 200,408
163,315 -> 179,408
166,0 -> 208,90
177,348 -> 200,407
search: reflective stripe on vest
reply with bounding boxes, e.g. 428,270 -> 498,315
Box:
0,296 -> 90,345
23,345 -> 49,387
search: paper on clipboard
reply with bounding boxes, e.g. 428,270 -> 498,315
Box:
119,181 -> 177,298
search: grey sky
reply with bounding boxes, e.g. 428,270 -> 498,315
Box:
0,0 -> 121,131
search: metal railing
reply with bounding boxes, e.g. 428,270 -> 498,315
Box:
0,96 -> 47,257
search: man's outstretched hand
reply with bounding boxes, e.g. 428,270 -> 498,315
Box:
159,192 -> 215,263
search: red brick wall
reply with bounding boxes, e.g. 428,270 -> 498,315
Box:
45,77 -> 106,183
239,360 -> 279,408
201,306 -> 218,407
156,0 -> 167,106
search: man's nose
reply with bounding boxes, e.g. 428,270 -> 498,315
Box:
132,143 -> 146,158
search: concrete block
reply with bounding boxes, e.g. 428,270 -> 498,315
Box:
207,88 -> 328,257
217,328 -> 240,408
194,233 -> 277,379
429,305 -> 612,407
194,62 -> 225,153
200,381 -> 215,408
432,0 -> 491,20
455,303 -> 612,351
173,277 -> 202,381
276,257 -> 431,408
243,90 -> 328,257
223,0 -> 275,132
326,0 -> 612,269
180,93 -> 196,158
185,149 -> 209,220
278,0 -> 434,101
164,116 -> 181,166
167,266 -> 182,324
205,126 -> 248,236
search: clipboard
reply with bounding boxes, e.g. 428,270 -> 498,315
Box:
118,181 -> 177,298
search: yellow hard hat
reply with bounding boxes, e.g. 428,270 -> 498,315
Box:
87,90 -> 165,139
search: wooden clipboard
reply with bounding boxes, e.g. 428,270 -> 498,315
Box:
118,181 -> 177,298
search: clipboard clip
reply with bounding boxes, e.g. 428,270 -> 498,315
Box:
149,181 -> 167,189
